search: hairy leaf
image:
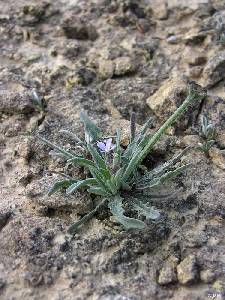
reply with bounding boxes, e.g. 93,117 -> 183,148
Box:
48,179 -> 77,196
87,187 -> 110,196
67,157 -> 96,169
87,144 -> 111,177
80,112 -> 101,143
106,178 -> 117,195
60,130 -> 87,148
66,178 -> 97,194
137,164 -> 191,190
108,195 -> 146,229
131,198 -> 160,220
37,135 -> 75,159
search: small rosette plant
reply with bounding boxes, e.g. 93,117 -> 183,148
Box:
37,83 -> 206,234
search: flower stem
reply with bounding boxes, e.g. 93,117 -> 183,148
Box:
122,85 -> 206,183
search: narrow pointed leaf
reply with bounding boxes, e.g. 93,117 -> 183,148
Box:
36,135 -> 75,159
137,164 -> 191,190
60,130 -> 87,148
106,178 -> 117,195
67,157 -> 96,169
80,111 -> 101,143
140,117 -> 155,135
48,179 -> 77,196
66,178 -> 97,195
87,187 -> 110,196
108,195 -> 146,229
113,129 -> 122,168
89,167 -> 110,192
131,198 -> 160,220
87,144 -> 111,177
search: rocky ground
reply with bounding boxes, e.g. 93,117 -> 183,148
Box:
1,0 -> 225,299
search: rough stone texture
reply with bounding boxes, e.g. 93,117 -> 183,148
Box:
200,269 -> 216,283
1,0 -> 225,299
177,255 -> 198,285
0,90 -> 35,114
158,260 -> 178,285
203,50 -> 225,88
146,76 -> 202,130
114,56 -> 136,76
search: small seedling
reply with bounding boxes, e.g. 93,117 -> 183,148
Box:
197,115 -> 216,155
36,84 -> 206,234
31,90 -> 45,111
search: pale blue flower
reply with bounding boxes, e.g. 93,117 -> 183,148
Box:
97,138 -> 115,153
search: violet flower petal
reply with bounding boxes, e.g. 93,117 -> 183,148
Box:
105,138 -> 112,152
97,141 -> 106,151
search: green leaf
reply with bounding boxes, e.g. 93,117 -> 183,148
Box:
66,178 -> 97,195
114,166 -> 126,188
137,164 -> 191,190
108,195 -> 146,229
201,115 -> 208,135
37,135 -> 75,159
67,157 -> 96,169
206,125 -> 216,140
89,166 -> 110,192
60,130 -> 87,148
121,85 -> 206,183
136,147 -> 191,185
106,178 -> 117,195
48,179 -> 77,196
87,187 -> 109,196
205,140 -> 215,149
131,198 -> 160,220
80,111 -> 101,143
140,117 -> 155,135
87,144 -> 111,177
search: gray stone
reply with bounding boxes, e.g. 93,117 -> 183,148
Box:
168,0 -> 210,11
0,90 -> 35,114
177,255 -> 198,285
158,263 -> 177,285
151,0 -> 168,20
61,19 -> 98,40
203,50 -> 225,88
200,269 -> 215,283
114,56 -> 136,76
98,59 -> 115,79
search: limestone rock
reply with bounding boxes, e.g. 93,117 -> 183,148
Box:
183,48 -> 207,66
200,269 -> 215,283
168,0 -> 210,11
203,50 -> 225,88
61,19 -> 98,40
98,59 -> 114,79
158,263 -> 177,285
188,66 -> 203,78
209,147 -> 225,170
26,175 -> 93,214
177,255 -> 198,285
151,1 -> 168,20
147,76 -> 187,119
183,29 -> 206,46
0,90 -> 35,114
114,56 -> 136,76
101,77 -> 154,123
